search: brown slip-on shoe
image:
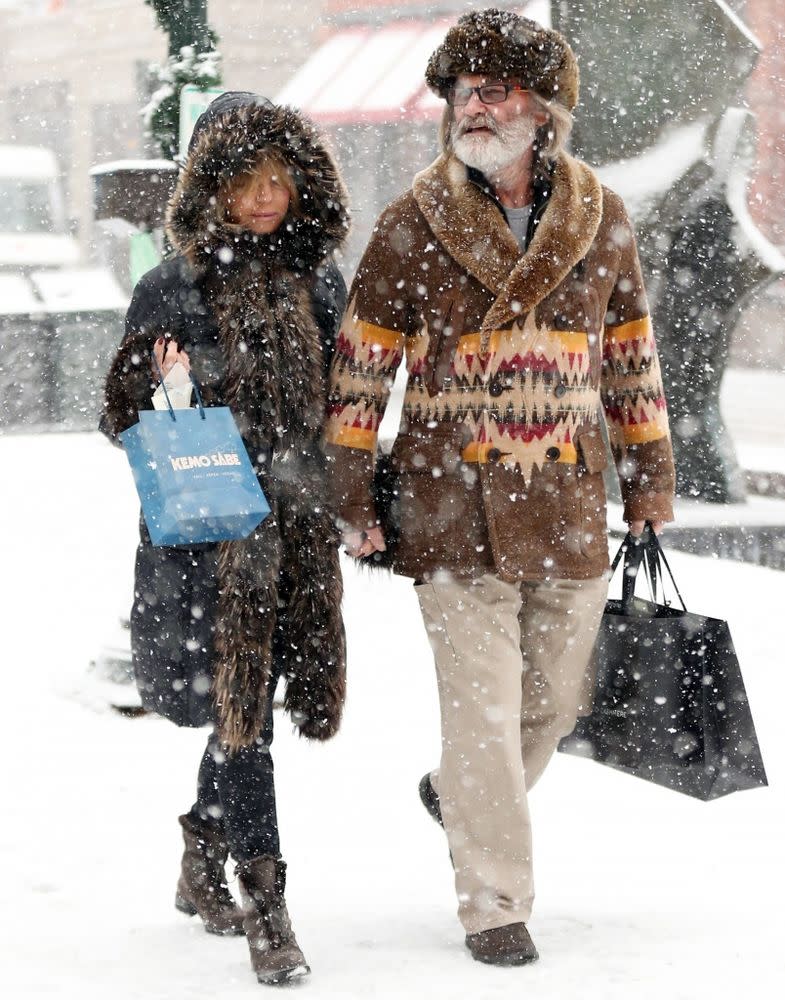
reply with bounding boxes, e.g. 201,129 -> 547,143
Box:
465,922 -> 539,966
418,772 -> 444,827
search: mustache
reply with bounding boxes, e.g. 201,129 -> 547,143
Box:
454,114 -> 501,139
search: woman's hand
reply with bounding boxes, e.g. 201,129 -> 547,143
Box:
343,526 -> 387,559
152,337 -> 191,381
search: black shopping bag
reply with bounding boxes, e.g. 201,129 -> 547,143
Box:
558,528 -> 768,800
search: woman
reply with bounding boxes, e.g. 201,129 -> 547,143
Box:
101,92 -> 349,986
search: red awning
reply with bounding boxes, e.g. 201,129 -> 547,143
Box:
274,3 -> 550,125
274,20 -> 452,124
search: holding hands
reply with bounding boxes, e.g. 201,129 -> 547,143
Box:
343,526 -> 386,559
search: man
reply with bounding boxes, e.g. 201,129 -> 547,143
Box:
324,9 -> 675,967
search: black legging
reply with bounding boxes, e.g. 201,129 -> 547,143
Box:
190,679 -> 279,862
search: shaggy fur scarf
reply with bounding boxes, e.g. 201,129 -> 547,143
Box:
165,99 -> 349,751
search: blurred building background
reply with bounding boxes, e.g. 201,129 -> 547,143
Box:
0,0 -> 322,247
739,0 -> 785,365
0,0 -> 782,363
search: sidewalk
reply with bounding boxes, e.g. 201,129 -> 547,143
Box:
0,429 -> 781,999
720,367 -> 785,477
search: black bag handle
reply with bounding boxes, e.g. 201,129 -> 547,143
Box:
645,528 -> 687,612
610,527 -> 654,610
610,523 -> 687,614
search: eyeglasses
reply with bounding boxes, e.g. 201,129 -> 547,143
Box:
445,83 -> 528,107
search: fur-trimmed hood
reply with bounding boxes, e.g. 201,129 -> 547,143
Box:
167,96 -> 349,274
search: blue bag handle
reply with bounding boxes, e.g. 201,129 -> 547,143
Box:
151,348 -> 207,421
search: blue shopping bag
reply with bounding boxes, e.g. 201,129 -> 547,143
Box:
119,371 -> 270,547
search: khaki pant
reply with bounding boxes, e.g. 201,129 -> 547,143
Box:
416,572 -> 608,935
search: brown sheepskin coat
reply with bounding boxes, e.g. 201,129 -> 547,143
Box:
102,100 -> 349,750
324,151 -> 675,583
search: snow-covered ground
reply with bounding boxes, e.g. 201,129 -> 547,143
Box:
720,368 -> 785,475
1,432 -> 783,999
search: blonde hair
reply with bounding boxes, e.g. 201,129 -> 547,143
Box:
440,90 -> 573,163
217,152 -> 300,227
528,92 -> 573,161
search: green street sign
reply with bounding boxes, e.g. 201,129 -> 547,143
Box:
129,231 -> 161,288
179,85 -> 225,160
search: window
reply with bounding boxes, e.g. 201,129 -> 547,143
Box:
0,181 -> 56,234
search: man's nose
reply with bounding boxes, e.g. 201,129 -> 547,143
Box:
463,89 -> 486,115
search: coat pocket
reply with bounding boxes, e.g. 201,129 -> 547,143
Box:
575,425 -> 609,557
425,291 -> 465,397
575,425 -> 609,474
390,423 -> 469,475
390,423 -> 483,566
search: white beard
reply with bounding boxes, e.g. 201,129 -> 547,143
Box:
452,114 -> 539,176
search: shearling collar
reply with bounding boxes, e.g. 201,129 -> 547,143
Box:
412,151 -> 603,332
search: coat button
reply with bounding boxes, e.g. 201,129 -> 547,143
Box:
487,447 -> 502,462
554,382 -> 568,398
488,376 -> 504,397
545,446 -> 561,461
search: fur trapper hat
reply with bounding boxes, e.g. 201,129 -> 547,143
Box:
425,8 -> 579,111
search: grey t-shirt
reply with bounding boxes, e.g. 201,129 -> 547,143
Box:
503,203 -> 532,251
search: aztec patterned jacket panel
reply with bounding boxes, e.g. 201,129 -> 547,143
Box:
325,151 -> 675,583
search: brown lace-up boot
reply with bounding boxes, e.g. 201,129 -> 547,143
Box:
237,856 -> 310,985
174,813 -> 244,935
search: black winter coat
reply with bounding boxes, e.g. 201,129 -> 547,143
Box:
101,97 -> 349,749
105,255 -> 346,730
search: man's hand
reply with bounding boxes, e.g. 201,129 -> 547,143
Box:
628,520 -> 664,537
343,526 -> 387,559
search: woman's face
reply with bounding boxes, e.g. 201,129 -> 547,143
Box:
224,168 -> 291,235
